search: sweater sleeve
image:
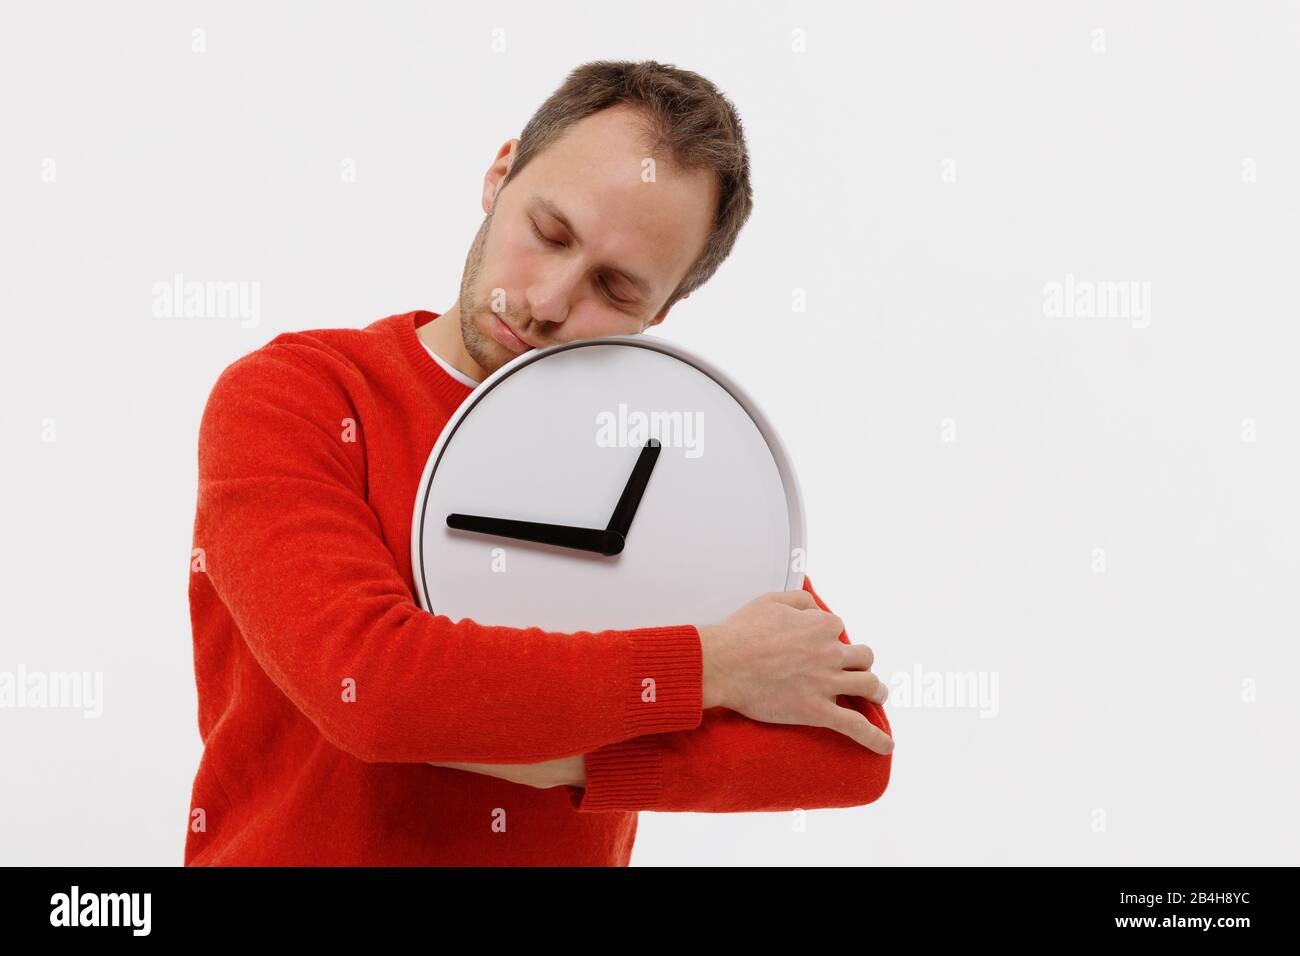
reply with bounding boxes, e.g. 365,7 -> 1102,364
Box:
193,343 -> 703,765
566,574 -> 892,812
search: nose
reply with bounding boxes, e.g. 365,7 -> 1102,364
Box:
525,258 -> 586,328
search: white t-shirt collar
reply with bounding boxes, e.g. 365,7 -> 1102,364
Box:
420,339 -> 481,388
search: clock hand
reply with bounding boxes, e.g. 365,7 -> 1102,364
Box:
446,513 -> 625,557
605,438 -> 662,540
445,439 -> 659,558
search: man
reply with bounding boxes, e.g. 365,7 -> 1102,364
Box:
184,60 -> 893,866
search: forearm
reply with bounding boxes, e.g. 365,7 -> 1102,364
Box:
429,754 -> 587,789
566,575 -> 894,813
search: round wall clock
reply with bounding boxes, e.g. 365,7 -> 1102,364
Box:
410,335 -> 806,632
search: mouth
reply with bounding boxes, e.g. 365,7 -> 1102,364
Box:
488,313 -> 535,354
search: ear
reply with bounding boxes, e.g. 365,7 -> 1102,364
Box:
645,294 -> 685,330
482,138 -> 520,214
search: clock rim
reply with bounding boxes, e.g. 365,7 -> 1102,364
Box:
409,334 -> 808,614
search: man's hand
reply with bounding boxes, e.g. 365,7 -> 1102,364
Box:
698,590 -> 894,755
428,754 -> 587,790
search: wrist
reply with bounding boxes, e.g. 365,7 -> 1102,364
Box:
698,624 -> 726,709
567,754 -> 587,789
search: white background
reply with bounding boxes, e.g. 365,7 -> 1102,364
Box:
1,1 -> 1297,865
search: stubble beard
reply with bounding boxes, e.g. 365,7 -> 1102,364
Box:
456,211 -> 512,377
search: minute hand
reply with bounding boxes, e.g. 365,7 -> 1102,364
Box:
445,514 -> 624,556
605,439 -> 662,540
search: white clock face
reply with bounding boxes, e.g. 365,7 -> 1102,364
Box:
410,336 -> 805,632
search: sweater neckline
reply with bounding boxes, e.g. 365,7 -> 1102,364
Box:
398,310 -> 477,409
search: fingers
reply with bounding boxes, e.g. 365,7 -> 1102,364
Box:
811,611 -> 845,636
840,643 -> 875,671
822,706 -> 895,755
834,669 -> 888,705
764,589 -> 817,611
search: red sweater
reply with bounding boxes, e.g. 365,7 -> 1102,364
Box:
184,309 -> 892,866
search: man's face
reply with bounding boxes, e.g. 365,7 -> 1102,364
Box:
453,104 -> 719,377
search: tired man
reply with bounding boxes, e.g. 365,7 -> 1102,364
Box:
184,59 -> 893,866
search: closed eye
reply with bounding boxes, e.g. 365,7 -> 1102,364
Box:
598,277 -> 632,305
530,218 -> 564,247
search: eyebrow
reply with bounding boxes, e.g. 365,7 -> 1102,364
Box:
531,194 -> 653,299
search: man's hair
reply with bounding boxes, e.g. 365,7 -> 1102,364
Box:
499,59 -> 753,314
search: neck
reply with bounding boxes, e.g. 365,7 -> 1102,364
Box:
417,306 -> 487,383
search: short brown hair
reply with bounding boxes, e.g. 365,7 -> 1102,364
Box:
499,59 -> 753,314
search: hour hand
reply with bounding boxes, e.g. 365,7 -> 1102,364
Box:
606,439 -> 662,540
446,513 -> 625,556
